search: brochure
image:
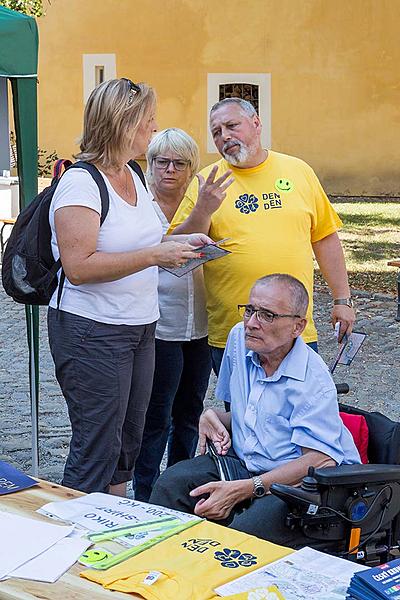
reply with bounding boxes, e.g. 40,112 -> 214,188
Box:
347,557 -> 400,599
0,460 -> 38,494
161,242 -> 230,277
215,546 -> 368,599
329,331 -> 367,373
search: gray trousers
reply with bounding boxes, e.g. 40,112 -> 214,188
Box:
150,453 -> 311,548
48,308 -> 156,493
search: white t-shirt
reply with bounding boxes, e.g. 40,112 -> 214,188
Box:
49,165 -> 163,325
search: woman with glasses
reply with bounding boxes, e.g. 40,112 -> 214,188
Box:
48,80 -> 209,495
133,128 -> 212,502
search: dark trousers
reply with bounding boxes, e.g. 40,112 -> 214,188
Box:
134,336 -> 212,502
48,308 -> 156,493
149,453 -> 311,548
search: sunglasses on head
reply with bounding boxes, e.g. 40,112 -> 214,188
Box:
121,78 -> 141,105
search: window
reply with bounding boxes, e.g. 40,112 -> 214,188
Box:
207,73 -> 271,153
82,54 -> 116,103
95,65 -> 105,86
219,83 -> 259,114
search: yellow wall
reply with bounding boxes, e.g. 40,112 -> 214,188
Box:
37,0 -> 400,195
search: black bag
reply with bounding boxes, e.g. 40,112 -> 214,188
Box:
206,441 -> 251,481
1,159 -> 147,306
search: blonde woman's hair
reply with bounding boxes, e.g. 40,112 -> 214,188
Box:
146,128 -> 200,185
75,78 -> 156,169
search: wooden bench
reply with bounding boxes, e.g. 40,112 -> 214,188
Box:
0,217 -> 16,262
388,260 -> 400,321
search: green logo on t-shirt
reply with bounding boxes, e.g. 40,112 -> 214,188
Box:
275,178 -> 294,192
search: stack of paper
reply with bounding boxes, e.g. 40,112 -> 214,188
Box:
0,511 -> 90,582
347,558 -> 400,599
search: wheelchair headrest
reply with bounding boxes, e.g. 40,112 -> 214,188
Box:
339,403 -> 400,465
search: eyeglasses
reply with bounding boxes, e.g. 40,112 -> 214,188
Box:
121,78 -> 140,106
238,304 -> 302,324
153,157 -> 190,171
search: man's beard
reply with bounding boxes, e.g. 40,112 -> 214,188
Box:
222,139 -> 253,166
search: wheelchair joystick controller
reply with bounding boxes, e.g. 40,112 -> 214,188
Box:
301,467 -> 319,493
270,466 -> 321,513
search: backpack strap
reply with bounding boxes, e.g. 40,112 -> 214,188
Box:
52,159 -> 73,182
71,161 -> 110,225
127,159 -> 148,191
55,161 -> 110,311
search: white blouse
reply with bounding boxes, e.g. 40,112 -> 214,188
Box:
152,201 -> 208,341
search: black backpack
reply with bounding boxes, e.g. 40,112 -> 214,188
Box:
1,159 -> 147,306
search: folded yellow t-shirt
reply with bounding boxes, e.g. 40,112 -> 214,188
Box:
81,520 -> 293,600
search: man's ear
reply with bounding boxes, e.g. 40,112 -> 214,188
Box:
293,318 -> 307,338
253,114 -> 262,136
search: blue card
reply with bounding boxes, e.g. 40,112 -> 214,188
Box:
0,461 -> 38,494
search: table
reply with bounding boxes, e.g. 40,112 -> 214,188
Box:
0,479 -> 131,599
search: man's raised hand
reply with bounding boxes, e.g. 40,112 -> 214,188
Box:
198,409 -> 231,456
196,166 -> 234,216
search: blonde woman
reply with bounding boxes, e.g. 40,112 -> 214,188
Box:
134,128 -> 212,501
48,79 -> 209,495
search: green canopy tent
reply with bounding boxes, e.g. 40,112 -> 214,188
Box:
0,6 -> 39,475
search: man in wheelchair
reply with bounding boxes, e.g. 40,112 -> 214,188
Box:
150,274 -> 372,551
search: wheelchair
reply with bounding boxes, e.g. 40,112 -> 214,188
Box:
270,385 -> 400,567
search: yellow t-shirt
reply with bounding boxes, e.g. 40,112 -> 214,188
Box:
81,520 -> 293,600
170,151 -> 342,347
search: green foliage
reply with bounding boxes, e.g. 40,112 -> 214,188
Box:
37,147 -> 58,177
10,131 -> 58,177
316,201 -> 400,295
0,0 -> 47,17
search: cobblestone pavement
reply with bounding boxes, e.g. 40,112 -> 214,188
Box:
1,281 -> 399,483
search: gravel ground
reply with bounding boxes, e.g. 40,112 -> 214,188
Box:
0,280 -> 399,484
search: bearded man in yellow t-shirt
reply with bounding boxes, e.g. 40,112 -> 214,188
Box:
170,98 -> 355,372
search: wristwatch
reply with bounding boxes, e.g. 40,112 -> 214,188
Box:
333,297 -> 354,308
252,476 -> 267,498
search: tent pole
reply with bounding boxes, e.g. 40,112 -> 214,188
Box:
26,304 -> 39,476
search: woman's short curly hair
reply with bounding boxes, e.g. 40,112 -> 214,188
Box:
146,128 -> 200,185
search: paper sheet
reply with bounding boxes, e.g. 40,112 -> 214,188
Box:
38,492 -> 199,547
0,511 -> 73,580
8,536 -> 91,583
215,547 -> 369,599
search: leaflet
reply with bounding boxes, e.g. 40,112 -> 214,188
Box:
347,557 -> 400,599
161,243 -> 230,277
0,460 -> 37,494
215,547 -> 368,599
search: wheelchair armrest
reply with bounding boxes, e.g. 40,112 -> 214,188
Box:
314,464 -> 400,486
